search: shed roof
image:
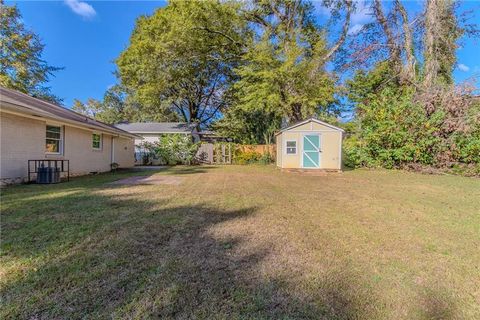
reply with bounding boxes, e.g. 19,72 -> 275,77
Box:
275,118 -> 345,135
0,86 -> 139,138
115,122 -> 196,134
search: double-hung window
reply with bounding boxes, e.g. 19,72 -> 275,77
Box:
46,125 -> 63,154
92,133 -> 102,150
286,140 -> 297,155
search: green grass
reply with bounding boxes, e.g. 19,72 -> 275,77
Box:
1,166 -> 479,319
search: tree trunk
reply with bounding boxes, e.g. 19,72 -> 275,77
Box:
373,0 -> 401,76
423,0 -> 438,88
396,0 -> 416,83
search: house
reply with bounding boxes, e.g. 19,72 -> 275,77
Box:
114,122 -> 199,145
114,122 -> 200,165
0,86 -> 138,185
275,118 -> 344,171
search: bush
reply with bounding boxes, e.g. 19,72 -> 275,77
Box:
233,146 -> 274,165
234,149 -> 261,165
139,134 -> 199,165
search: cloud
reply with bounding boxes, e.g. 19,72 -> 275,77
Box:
64,0 -> 96,19
458,64 -> 470,72
316,0 -> 373,30
351,1 -> 373,25
348,24 -> 364,35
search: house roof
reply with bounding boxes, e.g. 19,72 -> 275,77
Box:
0,86 -> 139,138
275,118 -> 345,135
115,122 -> 196,134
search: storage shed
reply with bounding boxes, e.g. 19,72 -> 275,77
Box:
275,118 -> 344,171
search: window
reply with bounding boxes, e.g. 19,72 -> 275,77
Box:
286,140 -> 297,154
92,133 -> 102,150
46,125 -> 62,154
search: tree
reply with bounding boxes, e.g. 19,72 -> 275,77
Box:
423,0 -> 462,88
213,108 -> 281,144
0,0 -> 61,103
72,85 -> 177,124
344,0 -> 480,172
230,0 -> 351,124
116,0 -> 247,126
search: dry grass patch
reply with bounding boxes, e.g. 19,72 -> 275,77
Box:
1,166 -> 479,319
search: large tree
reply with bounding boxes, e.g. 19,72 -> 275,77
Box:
0,0 -> 61,103
72,85 -> 177,124
230,0 -> 352,124
344,0 -> 480,171
116,0 -> 247,126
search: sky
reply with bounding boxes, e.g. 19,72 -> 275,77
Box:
6,0 -> 480,108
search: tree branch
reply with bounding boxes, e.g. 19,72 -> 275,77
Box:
321,0 -> 353,63
395,0 -> 417,83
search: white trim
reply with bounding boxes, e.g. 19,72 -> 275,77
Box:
0,103 -> 139,139
129,131 -> 192,134
111,136 -> 115,164
338,132 -> 343,170
276,118 -> 344,134
92,132 -> 102,150
287,129 -> 339,133
285,139 -> 297,155
45,123 -> 64,155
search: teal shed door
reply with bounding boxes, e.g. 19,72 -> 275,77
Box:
302,135 -> 320,168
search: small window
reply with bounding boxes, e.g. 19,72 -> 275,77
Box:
46,125 -> 62,154
92,133 -> 102,150
286,140 -> 297,154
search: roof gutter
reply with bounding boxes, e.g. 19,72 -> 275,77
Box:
0,102 -> 141,139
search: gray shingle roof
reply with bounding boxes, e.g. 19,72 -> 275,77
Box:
115,122 -> 196,133
0,86 -> 139,138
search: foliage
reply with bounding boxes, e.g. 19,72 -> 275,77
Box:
234,149 -> 261,165
231,0 -> 339,123
72,85 -> 177,124
233,146 -> 274,165
213,108 -> 281,144
344,68 -> 480,170
0,1 -> 61,103
116,0 -> 247,125
344,87 -> 439,168
140,134 -> 199,165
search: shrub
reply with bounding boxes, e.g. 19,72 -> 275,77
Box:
140,135 -> 199,165
234,149 -> 261,165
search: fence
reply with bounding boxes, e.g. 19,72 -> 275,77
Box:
236,144 -> 276,160
195,143 -> 275,165
195,143 -> 232,164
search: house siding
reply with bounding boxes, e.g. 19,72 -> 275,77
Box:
0,112 -> 45,182
114,136 -> 135,168
0,111 -> 134,185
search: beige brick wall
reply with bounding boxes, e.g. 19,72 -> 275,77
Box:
113,137 -> 135,168
1,112 -> 45,180
1,111 -> 135,184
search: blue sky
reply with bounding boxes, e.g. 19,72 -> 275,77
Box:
7,0 -> 480,108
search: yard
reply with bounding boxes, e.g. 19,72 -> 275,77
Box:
1,166 -> 479,319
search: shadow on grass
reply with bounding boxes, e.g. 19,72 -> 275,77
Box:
159,165 -> 220,175
0,174 -> 459,319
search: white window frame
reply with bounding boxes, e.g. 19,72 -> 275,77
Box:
45,124 -> 63,155
92,132 -> 102,150
285,140 -> 297,155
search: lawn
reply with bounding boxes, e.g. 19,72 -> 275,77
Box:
1,166 -> 479,319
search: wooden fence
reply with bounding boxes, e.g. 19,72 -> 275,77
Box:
236,144 -> 276,159
195,143 -> 275,164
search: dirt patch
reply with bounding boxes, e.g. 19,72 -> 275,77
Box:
109,174 -> 184,186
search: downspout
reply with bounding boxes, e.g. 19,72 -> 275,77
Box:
111,136 -> 115,164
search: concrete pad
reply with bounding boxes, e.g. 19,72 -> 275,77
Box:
110,174 -> 183,186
